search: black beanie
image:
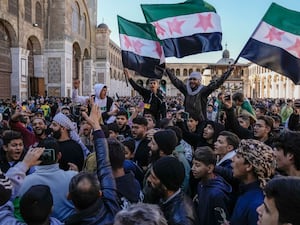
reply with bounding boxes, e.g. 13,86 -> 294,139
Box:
20,185 -> 53,224
153,130 -> 178,155
153,156 -> 185,191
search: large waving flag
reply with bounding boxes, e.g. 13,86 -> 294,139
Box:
240,3 -> 300,84
141,0 -> 222,58
118,16 -> 165,79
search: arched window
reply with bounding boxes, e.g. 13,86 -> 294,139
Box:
35,2 -> 42,28
189,68 -> 193,75
25,0 -> 32,22
9,0 -> 18,16
72,2 -> 80,33
82,13 -> 86,38
176,69 -> 180,76
183,69 -> 188,76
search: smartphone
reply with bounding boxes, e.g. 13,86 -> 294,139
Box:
39,148 -> 56,164
181,112 -> 189,121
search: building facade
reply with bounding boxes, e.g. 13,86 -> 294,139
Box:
247,64 -> 300,99
1,1 -> 297,101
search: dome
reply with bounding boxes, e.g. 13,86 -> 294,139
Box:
97,23 -> 109,29
222,49 -> 230,59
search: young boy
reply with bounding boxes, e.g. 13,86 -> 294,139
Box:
192,146 -> 232,225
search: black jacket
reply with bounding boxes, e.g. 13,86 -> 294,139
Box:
129,78 -> 166,121
166,68 -> 232,122
64,130 -> 120,225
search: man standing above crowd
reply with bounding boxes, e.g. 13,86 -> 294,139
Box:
165,66 -> 233,122
124,68 -> 166,123
72,79 -> 119,124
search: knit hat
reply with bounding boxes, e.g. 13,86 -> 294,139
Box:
189,71 -> 202,80
20,185 -> 53,223
153,130 -> 178,155
53,112 -> 76,130
0,169 -> 12,206
236,139 -> 275,188
152,156 -> 185,191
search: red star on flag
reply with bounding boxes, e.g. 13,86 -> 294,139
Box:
264,27 -> 285,42
154,42 -> 163,58
132,40 -> 145,54
194,14 -> 214,31
123,35 -> 132,49
287,38 -> 300,58
153,22 -> 166,37
167,18 -> 185,35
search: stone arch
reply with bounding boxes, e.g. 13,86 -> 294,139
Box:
183,68 -> 188,76
72,42 -> 81,79
0,20 -> 14,99
0,20 -> 17,47
27,35 -> 42,55
83,48 -> 89,59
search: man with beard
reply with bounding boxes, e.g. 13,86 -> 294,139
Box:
9,111 -> 48,149
165,67 -> 233,122
50,113 -> 84,171
147,156 -> 198,225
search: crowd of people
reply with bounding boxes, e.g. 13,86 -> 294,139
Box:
0,67 -> 300,225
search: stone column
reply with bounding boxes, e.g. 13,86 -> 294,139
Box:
294,85 -> 300,99
82,59 -> 93,96
271,76 -> 276,97
259,77 -> 264,98
11,47 -> 30,101
278,76 -> 284,98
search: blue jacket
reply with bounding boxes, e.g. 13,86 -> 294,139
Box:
230,181 -> 263,225
195,175 -> 232,225
160,190 -> 198,225
64,130 -> 120,225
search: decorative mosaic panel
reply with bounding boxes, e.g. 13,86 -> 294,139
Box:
48,87 -> 61,97
48,57 -> 61,83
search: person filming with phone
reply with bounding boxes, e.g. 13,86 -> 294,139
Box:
17,137 -> 77,222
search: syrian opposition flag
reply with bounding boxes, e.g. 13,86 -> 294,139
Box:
141,0 -> 222,58
118,15 -> 165,79
240,3 -> 300,84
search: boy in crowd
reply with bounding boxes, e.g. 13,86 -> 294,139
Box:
192,146 -> 232,225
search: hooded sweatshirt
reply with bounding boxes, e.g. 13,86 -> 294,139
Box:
195,175 -> 232,225
72,83 -> 116,123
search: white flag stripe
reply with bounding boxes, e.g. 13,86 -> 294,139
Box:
152,12 -> 222,40
253,21 -> 300,59
119,34 -> 164,60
